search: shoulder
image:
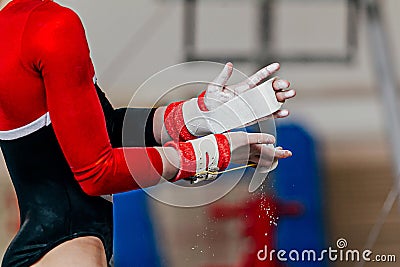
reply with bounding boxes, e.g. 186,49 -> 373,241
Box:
25,1 -> 87,47
22,0 -> 89,63
29,1 -> 84,34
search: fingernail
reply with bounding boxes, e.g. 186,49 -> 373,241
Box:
269,136 -> 276,144
275,80 -> 289,89
284,90 -> 295,98
267,63 -> 280,72
279,110 -> 289,116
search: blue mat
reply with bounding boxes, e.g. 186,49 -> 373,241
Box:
113,190 -> 162,267
275,123 -> 328,267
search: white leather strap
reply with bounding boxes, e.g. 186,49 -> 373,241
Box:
183,77 -> 282,136
0,112 -> 51,140
188,135 -> 220,183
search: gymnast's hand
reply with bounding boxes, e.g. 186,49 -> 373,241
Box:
158,62 -> 296,144
204,62 -> 296,119
164,131 -> 292,183
225,132 -> 292,167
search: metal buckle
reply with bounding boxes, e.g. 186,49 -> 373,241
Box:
191,166 -> 219,184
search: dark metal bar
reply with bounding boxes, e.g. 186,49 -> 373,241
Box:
365,0 -> 400,193
183,0 -> 197,60
257,0 -> 275,68
346,0 -> 361,61
183,0 -> 358,65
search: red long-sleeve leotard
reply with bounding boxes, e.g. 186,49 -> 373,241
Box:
0,0 -> 164,195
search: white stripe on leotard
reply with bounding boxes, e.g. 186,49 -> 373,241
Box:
0,112 -> 51,140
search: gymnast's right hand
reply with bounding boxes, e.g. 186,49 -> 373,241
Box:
164,132 -> 291,183
226,132 -> 291,167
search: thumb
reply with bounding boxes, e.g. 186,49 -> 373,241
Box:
212,62 -> 233,89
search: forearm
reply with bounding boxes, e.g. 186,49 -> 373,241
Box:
153,106 -> 170,144
155,146 -> 179,180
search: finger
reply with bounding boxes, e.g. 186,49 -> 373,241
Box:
247,133 -> 276,145
232,62 -> 281,94
274,148 -> 292,158
223,131 -> 249,150
257,146 -> 276,167
249,143 -> 264,155
272,79 -> 290,91
250,144 -> 276,164
273,109 -> 290,119
249,154 -> 262,165
212,62 -> 233,88
276,89 -> 296,102
248,62 -> 280,86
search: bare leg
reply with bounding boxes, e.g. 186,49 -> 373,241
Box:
31,236 -> 107,267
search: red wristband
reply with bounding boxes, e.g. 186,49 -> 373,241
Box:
197,90 -> 208,111
174,102 -> 197,141
214,134 -> 231,171
164,101 -> 197,142
164,141 -> 196,182
164,101 -> 182,141
164,90 -> 209,142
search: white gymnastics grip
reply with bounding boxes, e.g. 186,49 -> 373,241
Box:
188,135 -> 220,183
182,77 -> 282,136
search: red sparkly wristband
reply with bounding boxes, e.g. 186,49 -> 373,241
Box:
197,90 -> 208,111
164,101 -> 183,141
214,134 -> 231,171
164,141 -> 196,182
164,101 -> 197,142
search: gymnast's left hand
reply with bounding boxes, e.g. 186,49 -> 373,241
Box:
204,62 -> 296,119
